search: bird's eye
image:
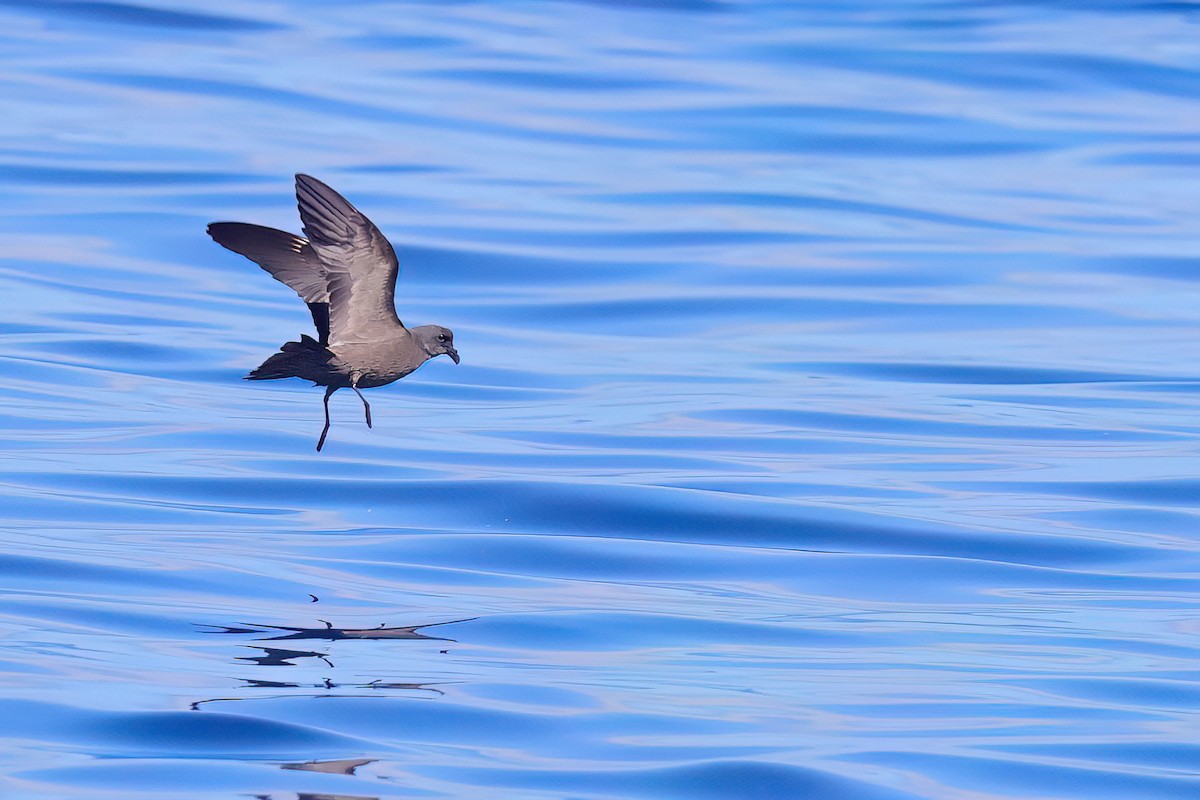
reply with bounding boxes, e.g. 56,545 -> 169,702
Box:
437,334 -> 447,342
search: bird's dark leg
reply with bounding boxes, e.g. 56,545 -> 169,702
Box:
317,386 -> 336,452
351,382 -> 372,429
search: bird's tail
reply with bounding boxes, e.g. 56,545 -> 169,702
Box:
245,334 -> 329,381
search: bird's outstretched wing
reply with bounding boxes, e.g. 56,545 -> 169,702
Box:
207,221 -> 331,344
207,222 -> 326,302
294,174 -> 404,345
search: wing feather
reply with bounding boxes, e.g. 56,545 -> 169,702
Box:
206,222 -> 327,303
207,221 -> 332,343
294,174 -> 403,344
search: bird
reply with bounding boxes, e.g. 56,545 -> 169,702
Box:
208,174 -> 459,451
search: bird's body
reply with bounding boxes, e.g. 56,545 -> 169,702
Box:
249,331 -> 433,389
208,174 -> 458,450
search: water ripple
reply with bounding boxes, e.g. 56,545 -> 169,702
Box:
1,1 -> 1199,799
3,0 -> 283,32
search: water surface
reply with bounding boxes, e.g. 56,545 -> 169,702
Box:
2,1 -> 1200,798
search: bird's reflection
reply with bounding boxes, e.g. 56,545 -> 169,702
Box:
251,757 -> 380,799
190,615 -> 469,709
190,679 -> 445,711
236,647 -> 334,668
283,758 -> 376,775
236,678 -> 445,694
201,617 -> 473,642
194,614 -> 469,796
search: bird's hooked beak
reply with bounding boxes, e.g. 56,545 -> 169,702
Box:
446,347 -> 460,365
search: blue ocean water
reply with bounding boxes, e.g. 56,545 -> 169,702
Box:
2,1 -> 1200,797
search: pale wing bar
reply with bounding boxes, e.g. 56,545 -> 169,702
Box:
207,221 -> 332,345
206,222 -> 327,302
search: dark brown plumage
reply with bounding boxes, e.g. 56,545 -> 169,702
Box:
209,174 -> 459,451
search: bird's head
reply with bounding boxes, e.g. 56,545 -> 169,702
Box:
414,325 -> 460,365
